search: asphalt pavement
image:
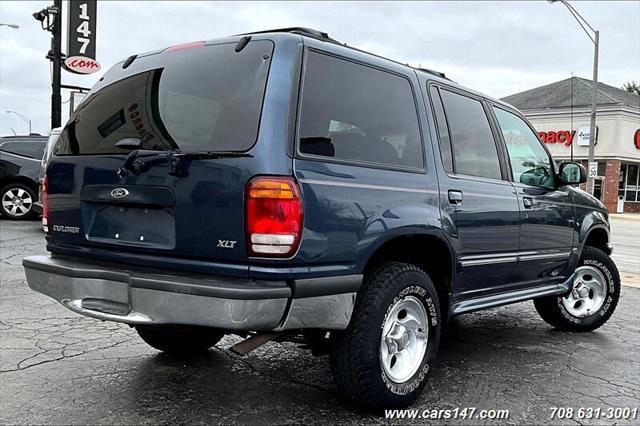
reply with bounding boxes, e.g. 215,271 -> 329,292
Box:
1,219 -> 638,425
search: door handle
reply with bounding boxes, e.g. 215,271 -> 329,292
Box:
523,196 -> 533,209
448,190 -> 463,205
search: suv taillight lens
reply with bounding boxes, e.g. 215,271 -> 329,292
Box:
41,177 -> 49,233
246,176 -> 302,257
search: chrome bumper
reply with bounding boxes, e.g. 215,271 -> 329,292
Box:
23,255 -> 360,331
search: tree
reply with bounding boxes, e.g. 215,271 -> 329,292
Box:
622,81 -> 640,95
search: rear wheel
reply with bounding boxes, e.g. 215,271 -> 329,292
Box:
1,183 -> 37,220
330,262 -> 441,409
534,246 -> 620,332
136,325 -> 224,355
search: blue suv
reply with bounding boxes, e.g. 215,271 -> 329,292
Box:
23,28 -> 620,408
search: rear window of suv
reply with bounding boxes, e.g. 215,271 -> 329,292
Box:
55,40 -> 274,155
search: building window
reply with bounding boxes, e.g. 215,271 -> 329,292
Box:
619,163 -> 639,202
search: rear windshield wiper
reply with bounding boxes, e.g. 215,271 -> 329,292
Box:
115,138 -> 251,177
167,150 -> 252,177
169,150 -> 252,161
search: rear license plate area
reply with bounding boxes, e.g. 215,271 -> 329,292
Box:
84,204 -> 176,249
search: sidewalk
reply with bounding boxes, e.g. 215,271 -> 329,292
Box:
610,213 -> 640,222
621,271 -> 640,289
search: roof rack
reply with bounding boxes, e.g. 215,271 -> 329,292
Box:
235,28 -> 450,81
415,67 -> 447,80
236,27 -> 341,44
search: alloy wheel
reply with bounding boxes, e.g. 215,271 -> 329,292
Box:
380,295 -> 429,383
562,265 -> 608,318
2,187 -> 33,217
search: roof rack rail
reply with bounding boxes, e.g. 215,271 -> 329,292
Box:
416,67 -> 448,80
235,27 -> 341,44
234,28 -> 451,81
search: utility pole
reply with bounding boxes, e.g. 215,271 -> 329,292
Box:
34,1 -> 98,129
549,0 -> 600,195
587,30 -> 599,195
51,0 -> 63,129
33,1 -> 63,130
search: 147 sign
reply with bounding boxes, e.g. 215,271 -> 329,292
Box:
63,0 -> 100,74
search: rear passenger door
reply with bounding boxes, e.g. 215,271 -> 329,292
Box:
489,105 -> 575,283
428,85 -> 521,297
293,49 -> 439,270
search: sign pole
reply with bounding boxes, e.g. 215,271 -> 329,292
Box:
35,0 -> 98,128
51,0 -> 62,129
586,30 -> 599,195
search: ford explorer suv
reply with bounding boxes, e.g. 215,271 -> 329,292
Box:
23,28 -> 620,409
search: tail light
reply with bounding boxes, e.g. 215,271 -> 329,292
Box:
246,176 -> 302,257
41,177 -> 49,233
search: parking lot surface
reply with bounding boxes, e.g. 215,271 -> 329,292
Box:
1,219 -> 639,425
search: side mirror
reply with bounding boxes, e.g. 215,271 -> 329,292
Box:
558,162 -> 587,185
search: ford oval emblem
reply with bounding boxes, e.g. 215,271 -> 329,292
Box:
111,188 -> 129,199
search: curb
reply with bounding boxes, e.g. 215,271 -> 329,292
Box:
621,272 -> 640,289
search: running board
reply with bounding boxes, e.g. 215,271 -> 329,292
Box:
450,276 -> 575,317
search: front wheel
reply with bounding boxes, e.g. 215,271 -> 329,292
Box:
330,262 -> 441,409
136,325 -> 224,355
534,246 -> 620,332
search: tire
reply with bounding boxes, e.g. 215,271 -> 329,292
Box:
330,262 -> 441,409
0,182 -> 37,220
534,246 -> 620,332
136,325 -> 224,355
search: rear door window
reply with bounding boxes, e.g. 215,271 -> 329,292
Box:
298,51 -> 423,169
438,89 -> 502,180
55,40 -> 273,155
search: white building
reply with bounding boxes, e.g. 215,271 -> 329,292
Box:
502,77 -> 640,213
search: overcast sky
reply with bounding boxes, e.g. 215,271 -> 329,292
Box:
1,1 -> 638,136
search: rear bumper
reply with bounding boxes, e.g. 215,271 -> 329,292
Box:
23,255 -> 361,331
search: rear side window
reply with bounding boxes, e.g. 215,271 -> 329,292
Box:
55,41 -> 273,155
298,51 -> 423,169
439,89 -> 501,180
0,141 -> 46,159
429,87 -> 454,173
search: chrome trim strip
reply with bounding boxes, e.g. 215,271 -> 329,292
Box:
519,252 -> 571,262
460,257 -> 518,267
460,251 -> 572,267
460,251 -> 522,260
298,178 -> 437,195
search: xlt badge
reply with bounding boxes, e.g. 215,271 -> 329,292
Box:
217,240 -> 237,249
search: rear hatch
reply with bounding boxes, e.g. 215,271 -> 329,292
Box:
45,39 -> 275,276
